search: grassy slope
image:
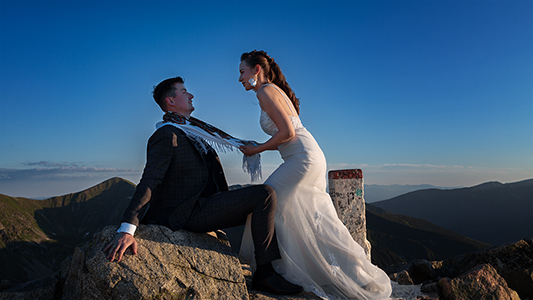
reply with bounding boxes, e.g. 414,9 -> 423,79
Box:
0,177 -> 135,283
367,204 -> 491,268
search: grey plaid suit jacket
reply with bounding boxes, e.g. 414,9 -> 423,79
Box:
121,124 -> 229,230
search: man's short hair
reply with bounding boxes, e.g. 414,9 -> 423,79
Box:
152,77 -> 184,111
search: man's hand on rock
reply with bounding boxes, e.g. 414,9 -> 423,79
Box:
103,232 -> 138,262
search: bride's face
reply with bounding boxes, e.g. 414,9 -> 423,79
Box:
238,61 -> 255,91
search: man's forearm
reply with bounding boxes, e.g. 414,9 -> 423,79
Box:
121,179 -> 157,226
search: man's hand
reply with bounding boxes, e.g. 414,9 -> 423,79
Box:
103,232 -> 138,262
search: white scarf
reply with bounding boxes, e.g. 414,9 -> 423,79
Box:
156,111 -> 262,182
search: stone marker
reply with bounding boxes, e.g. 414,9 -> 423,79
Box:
328,169 -> 371,260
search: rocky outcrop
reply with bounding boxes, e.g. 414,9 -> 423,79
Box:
434,238 -> 533,299
1,225 -> 249,299
60,225 -> 248,300
386,239 -> 532,300
438,264 -> 520,300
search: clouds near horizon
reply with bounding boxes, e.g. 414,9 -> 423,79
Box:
0,158 -> 530,198
0,161 -> 141,198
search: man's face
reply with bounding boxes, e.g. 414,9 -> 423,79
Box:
167,83 -> 194,116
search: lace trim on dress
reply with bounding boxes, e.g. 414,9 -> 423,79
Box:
314,212 -> 323,234
258,84 -> 304,136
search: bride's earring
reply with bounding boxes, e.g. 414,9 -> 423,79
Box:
248,77 -> 257,87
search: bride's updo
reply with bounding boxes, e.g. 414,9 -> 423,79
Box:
241,50 -> 300,115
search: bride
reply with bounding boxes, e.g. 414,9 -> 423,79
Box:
237,50 -> 392,300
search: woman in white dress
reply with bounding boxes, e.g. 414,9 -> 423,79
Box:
238,50 -> 392,300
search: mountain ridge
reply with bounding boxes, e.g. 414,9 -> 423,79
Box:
364,183 -> 462,203
0,177 -> 136,283
366,204 -> 490,268
372,178 -> 533,246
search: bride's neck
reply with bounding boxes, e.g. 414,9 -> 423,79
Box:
254,81 -> 272,93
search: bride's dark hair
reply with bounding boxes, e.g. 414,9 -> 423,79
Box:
241,50 -> 300,115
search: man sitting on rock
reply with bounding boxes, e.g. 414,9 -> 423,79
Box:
103,76 -> 302,295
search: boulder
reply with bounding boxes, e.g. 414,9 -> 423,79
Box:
241,264 -> 322,300
434,238 -> 533,299
60,225 -> 248,300
407,259 -> 436,284
438,264 -> 520,300
420,282 -> 438,294
389,270 -> 414,285
387,259 -> 436,285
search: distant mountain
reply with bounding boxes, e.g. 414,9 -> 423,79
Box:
364,184 -> 461,203
0,177 -> 135,283
372,179 -> 533,246
366,204 -> 490,268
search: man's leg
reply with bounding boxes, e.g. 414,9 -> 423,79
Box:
185,184 -> 303,295
184,184 -> 281,265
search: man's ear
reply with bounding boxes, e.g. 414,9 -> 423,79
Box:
165,97 -> 174,108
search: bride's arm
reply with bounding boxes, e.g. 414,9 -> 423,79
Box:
240,87 -> 295,156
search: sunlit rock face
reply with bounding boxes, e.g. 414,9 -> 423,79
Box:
61,225 -> 248,300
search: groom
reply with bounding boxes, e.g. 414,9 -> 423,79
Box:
103,77 -> 302,295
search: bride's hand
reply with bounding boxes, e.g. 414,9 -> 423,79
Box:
239,145 -> 259,156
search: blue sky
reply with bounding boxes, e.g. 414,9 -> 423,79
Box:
1,0 -> 532,198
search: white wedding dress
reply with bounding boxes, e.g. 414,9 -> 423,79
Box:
240,84 -> 392,300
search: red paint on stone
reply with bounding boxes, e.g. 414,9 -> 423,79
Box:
328,169 -> 363,179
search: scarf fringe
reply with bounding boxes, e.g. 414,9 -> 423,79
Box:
243,153 -> 262,182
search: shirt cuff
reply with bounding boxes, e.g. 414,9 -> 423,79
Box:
117,222 -> 137,235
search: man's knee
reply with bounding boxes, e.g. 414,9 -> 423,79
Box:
262,184 -> 275,197
250,184 -> 277,206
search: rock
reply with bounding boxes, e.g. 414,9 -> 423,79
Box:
241,264 -> 322,300
416,296 -> 439,300
390,270 -> 414,285
384,261 -> 410,275
438,264 -> 520,300
434,238 -> 533,299
396,270 -> 414,285
61,225 -> 248,300
0,273 -> 59,300
387,259 -> 436,285
407,260 -> 436,284
420,282 -> 438,294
